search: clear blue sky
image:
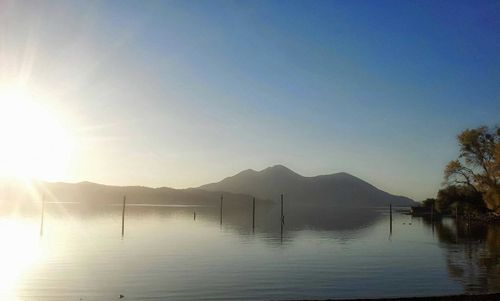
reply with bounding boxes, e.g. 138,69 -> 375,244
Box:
1,0 -> 499,200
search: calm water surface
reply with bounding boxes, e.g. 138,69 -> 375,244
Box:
0,202 -> 499,300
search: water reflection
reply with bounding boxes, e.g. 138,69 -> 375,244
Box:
1,203 -> 385,300
0,201 -> 384,240
422,217 -> 500,293
0,218 -> 43,299
2,201 -> 499,300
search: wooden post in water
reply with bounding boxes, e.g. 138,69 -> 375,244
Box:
280,222 -> 283,243
252,197 -> 255,231
194,211 -> 196,221
40,194 -> 45,236
121,196 -> 126,237
280,194 -> 284,224
389,203 -> 392,234
220,194 -> 223,225
280,194 -> 284,243
431,203 -> 435,235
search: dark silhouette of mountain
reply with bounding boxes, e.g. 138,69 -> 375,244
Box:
0,169 -> 410,231
0,179 -> 265,207
44,181 -> 267,207
198,165 -> 416,207
0,165 -> 415,210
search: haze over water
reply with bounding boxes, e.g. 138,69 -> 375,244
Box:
1,203 -> 498,301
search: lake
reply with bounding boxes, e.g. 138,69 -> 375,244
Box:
0,202 -> 499,300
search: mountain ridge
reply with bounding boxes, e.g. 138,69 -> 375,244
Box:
1,165 -> 416,207
198,165 -> 416,207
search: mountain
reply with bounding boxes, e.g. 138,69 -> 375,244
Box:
0,178 -> 389,232
0,165 -> 416,208
0,179 -> 265,207
198,165 -> 416,207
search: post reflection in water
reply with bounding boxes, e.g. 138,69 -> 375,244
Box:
0,201 -> 499,300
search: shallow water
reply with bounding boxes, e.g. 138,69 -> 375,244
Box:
0,202 -> 498,300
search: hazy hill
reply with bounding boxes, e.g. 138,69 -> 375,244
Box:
0,178 -> 387,232
0,165 -> 415,208
0,179 -> 263,207
198,165 -> 416,207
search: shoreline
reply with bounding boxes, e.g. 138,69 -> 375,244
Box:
293,293 -> 500,301
409,209 -> 500,224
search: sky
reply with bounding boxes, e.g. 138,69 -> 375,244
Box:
0,0 -> 498,200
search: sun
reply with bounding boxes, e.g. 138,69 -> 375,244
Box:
0,86 -> 74,181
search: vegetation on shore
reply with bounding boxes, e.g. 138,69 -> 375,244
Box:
420,126 -> 499,219
304,292 -> 500,301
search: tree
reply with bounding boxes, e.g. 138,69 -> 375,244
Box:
444,126 -> 500,214
436,185 -> 484,214
422,198 -> 436,208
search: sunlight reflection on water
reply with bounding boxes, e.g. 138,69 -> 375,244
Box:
0,204 -> 498,301
0,218 -> 44,299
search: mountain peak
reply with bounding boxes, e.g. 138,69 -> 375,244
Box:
77,181 -> 100,186
198,165 -> 416,206
259,165 -> 301,177
263,164 -> 290,171
241,168 -> 257,173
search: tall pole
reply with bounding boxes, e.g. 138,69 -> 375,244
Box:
280,194 -> 284,243
121,195 -> 126,237
40,194 -> 45,236
280,194 -> 284,224
389,203 -> 392,234
431,203 -> 434,223
220,194 -> 223,225
252,197 -> 255,231
280,221 -> 283,243
431,203 -> 435,235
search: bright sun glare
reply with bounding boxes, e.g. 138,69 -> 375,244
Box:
0,86 -> 74,181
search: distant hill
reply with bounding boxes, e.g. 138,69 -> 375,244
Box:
0,167 -> 414,231
0,165 -> 415,208
198,165 -> 416,207
0,178 -> 388,232
0,179 -> 263,207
